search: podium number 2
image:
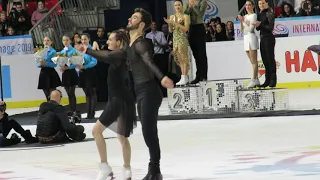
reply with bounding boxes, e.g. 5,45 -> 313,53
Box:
173,93 -> 183,108
206,88 -> 213,106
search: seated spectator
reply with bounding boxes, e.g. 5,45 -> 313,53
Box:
9,2 -> 30,35
215,23 -> 227,42
0,101 -> 38,147
36,90 -> 86,144
31,1 -> 54,46
310,0 -> 320,15
279,2 -> 296,17
226,21 -> 234,41
297,0 -> 317,16
6,0 -> 24,17
206,26 -> 215,42
6,25 -> 14,35
0,11 -> 9,36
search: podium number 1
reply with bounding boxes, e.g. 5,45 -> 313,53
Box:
173,93 -> 183,109
206,88 -> 213,106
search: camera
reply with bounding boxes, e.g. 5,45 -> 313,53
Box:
68,111 -> 81,124
302,1 -> 311,10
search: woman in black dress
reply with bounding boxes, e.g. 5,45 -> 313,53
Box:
36,36 -> 61,101
81,30 -> 136,180
59,34 -> 79,113
76,34 -> 98,119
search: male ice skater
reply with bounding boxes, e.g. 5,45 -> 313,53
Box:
185,0 -> 208,84
125,8 -> 174,180
254,0 -> 277,88
84,8 -> 174,180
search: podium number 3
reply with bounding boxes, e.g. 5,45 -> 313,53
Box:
173,93 -> 183,108
244,94 -> 254,109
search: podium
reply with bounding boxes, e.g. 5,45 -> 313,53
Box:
167,78 -> 289,115
167,86 -> 202,114
237,88 -> 289,112
200,78 -> 250,113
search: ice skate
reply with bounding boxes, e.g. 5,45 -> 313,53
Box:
95,163 -> 114,180
247,79 -> 260,88
176,75 -> 189,86
122,166 -> 132,180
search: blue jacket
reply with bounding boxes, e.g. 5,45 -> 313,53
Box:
36,47 -> 57,68
60,45 -> 77,69
80,45 -> 97,69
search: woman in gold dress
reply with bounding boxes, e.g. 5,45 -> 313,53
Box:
164,0 -> 190,86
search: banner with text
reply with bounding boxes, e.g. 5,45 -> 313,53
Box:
234,16 -> 320,40
197,35 -> 320,86
0,35 -> 34,56
166,0 -> 238,23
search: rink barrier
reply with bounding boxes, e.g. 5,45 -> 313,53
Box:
167,78 -> 289,114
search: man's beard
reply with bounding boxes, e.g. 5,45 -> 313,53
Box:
126,22 -> 141,32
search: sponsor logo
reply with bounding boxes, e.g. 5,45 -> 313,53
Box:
258,60 -> 280,78
273,24 -> 289,37
204,0 -> 219,22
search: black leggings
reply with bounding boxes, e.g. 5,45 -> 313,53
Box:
43,88 -> 56,101
83,87 -> 97,118
135,80 -> 163,164
64,86 -> 77,112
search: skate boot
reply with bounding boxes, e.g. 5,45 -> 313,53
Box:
122,166 -> 132,180
142,162 -> 163,180
176,75 -> 189,86
247,79 -> 260,88
95,163 -> 114,180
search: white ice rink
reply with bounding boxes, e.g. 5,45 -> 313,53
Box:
1,115 -> 320,180
2,88 -> 320,180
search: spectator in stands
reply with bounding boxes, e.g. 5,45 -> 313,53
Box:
226,21 -> 235,41
71,32 -> 81,47
6,25 -> 14,35
0,101 -> 38,147
310,0 -> 320,15
31,1 -> 54,46
276,0 -> 295,7
93,27 -> 107,50
161,23 -> 173,52
6,0 -> 24,17
10,2 -> 30,35
36,90 -> 86,144
297,0 -> 317,16
279,2 -> 296,17
206,26 -> 215,42
215,23 -> 228,41
0,11 -> 9,36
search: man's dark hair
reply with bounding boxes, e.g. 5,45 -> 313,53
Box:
258,0 -> 268,2
134,8 -> 152,31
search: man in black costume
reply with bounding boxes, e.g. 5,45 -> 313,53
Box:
36,90 -> 86,144
254,0 -> 277,87
0,101 -> 38,147
125,8 -> 174,180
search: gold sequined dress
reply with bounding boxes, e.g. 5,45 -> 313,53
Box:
172,14 -> 189,67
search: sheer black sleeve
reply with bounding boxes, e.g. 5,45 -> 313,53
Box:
134,39 -> 165,81
86,49 -> 125,67
53,106 -> 77,131
258,9 -> 275,32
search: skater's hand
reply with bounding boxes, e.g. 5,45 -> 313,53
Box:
237,15 -> 244,22
39,60 -> 46,66
253,21 -> 261,27
163,17 -> 172,24
61,66 -> 68,72
161,76 -> 174,89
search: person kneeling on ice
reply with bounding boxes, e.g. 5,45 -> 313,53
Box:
0,101 -> 38,147
36,90 -> 86,144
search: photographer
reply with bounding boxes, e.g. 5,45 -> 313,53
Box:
297,0 -> 317,16
36,90 -> 86,144
0,101 -> 38,147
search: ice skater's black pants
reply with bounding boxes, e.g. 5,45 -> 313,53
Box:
0,119 -> 25,146
188,24 -> 208,80
135,80 -> 163,164
260,34 -> 276,81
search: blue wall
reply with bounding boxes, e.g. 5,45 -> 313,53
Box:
0,65 -> 12,99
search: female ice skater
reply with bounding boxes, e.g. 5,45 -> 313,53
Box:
81,30 -> 136,180
164,0 -> 190,86
238,0 -> 260,88
36,36 -> 61,101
